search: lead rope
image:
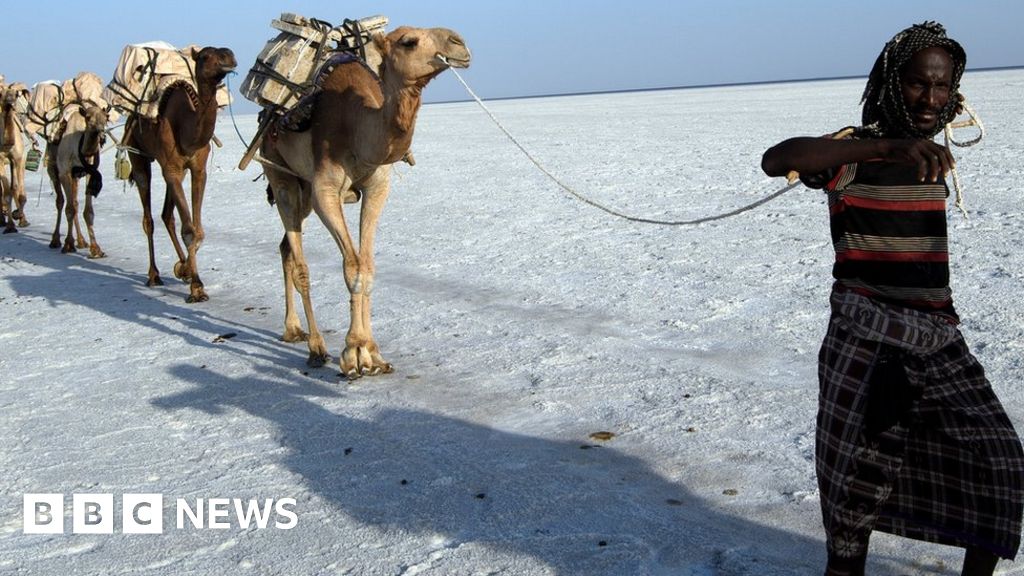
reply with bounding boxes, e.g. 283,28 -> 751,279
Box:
446,61 -> 986,225
444,61 -> 799,226
943,99 -> 984,217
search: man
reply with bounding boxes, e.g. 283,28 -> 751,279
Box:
761,22 -> 1023,576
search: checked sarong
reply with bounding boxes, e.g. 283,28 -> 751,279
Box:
817,288 -> 1024,559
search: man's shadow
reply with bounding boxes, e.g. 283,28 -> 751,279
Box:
154,363 -> 826,575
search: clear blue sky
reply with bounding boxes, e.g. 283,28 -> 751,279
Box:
2,0 -> 1021,112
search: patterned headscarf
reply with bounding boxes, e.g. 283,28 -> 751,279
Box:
860,21 -> 966,138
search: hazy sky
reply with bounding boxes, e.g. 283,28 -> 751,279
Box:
2,0 -> 1021,111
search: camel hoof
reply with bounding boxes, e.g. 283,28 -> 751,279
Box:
306,353 -> 329,368
146,276 -> 164,287
76,239 -> 88,249
173,261 -> 187,280
88,250 -> 107,259
186,291 -> 209,304
3,227 -> 18,235
18,219 -> 29,227
61,244 -> 76,253
49,239 -> 60,249
365,363 -> 394,376
341,344 -> 393,378
282,329 -> 309,343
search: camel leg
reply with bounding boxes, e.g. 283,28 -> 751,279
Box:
281,229 -> 329,366
83,191 -> 105,259
0,171 -> 6,227
71,175 -> 88,249
0,170 -> 14,234
11,158 -> 28,227
73,215 -> 88,248
159,164 -> 206,302
310,168 -> 390,377
350,169 -> 394,375
279,234 -> 307,342
159,186 -> 187,274
269,171 -> 328,366
46,150 -> 64,246
130,153 -> 163,286
182,150 -> 209,303
60,174 -> 79,254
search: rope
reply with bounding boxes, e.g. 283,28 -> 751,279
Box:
444,63 -> 799,226
36,167 -> 46,206
446,63 -> 987,226
224,73 -> 251,148
943,99 -> 984,217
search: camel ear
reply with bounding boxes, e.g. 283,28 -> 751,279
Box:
191,46 -> 200,60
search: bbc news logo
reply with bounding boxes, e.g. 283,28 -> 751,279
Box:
23,494 -> 298,534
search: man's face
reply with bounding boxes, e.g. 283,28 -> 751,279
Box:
900,47 -> 954,134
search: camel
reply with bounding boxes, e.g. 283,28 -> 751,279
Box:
0,82 -> 30,233
47,102 -> 109,257
124,46 -> 237,303
260,26 -> 470,377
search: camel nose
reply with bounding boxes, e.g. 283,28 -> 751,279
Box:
219,48 -> 239,72
443,33 -> 471,67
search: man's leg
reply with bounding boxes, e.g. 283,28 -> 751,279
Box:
961,547 -> 998,576
825,547 -> 868,576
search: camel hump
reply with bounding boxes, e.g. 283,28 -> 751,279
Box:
315,52 -> 380,87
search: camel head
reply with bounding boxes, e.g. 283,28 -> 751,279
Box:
374,27 -> 471,87
1,82 -> 29,111
190,46 -> 238,85
79,102 -> 110,154
82,103 -> 109,133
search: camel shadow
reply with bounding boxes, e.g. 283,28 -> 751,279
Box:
153,363 -> 826,575
0,230 -> 296,367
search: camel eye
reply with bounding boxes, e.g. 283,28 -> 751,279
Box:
399,37 -> 419,48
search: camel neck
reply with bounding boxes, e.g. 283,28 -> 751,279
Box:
81,125 -> 103,156
0,106 -> 16,149
185,80 -> 222,152
382,74 -> 424,145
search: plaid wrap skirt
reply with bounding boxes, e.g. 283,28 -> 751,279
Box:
817,288 -> 1024,559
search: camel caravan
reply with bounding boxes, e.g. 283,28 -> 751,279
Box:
0,12 -> 471,378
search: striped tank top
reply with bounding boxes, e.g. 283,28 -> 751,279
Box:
818,159 -> 956,317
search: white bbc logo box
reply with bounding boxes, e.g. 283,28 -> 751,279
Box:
24,494 -> 163,534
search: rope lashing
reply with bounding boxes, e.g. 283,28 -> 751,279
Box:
444,60 -> 813,226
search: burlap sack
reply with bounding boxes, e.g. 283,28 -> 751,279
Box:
104,41 -> 231,119
24,81 -> 62,138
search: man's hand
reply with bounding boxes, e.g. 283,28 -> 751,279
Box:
880,139 -> 955,182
